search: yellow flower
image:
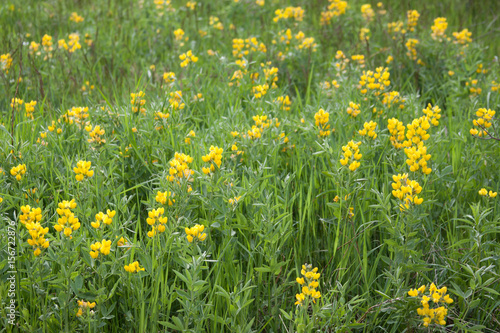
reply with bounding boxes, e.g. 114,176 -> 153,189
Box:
185,224 -> 207,242
124,261 -> 145,273
73,160 -> 94,181
10,164 -> 27,181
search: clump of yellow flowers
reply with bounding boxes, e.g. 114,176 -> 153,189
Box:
295,263 -> 321,306
146,208 -> 168,237
168,152 -> 194,182
431,17 -> 448,41
470,108 -> 495,138
130,91 -> 146,114
24,100 -> 37,119
20,206 -> 49,256
74,160 -> 94,181
26,219 -> 50,256
391,173 -> 423,210
10,164 -> 27,181
1,53 -> 13,74
54,199 -> 80,237
156,191 -> 175,206
76,300 -> 96,317
314,108 -> 331,137
20,205 -> 42,225
90,239 -> 112,259
346,102 -> 361,118
273,7 -> 304,22
124,261 -> 145,273
91,210 -> 116,229
478,188 -> 497,198
185,224 -> 207,243
359,121 -> 377,139
340,141 -> 362,172
359,67 -> 390,95
202,146 -> 223,175
408,283 -> 453,327
179,50 -> 198,68
86,125 -> 106,145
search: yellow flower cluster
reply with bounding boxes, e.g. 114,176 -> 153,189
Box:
359,67 -> 390,95
452,29 -> 472,46
174,28 -> 186,41
179,50 -> 198,68
54,199 -> 80,237
422,103 -> 442,126
156,191 -> 175,205
202,146 -> 223,175
391,173 -> 423,210
29,41 -> 40,56
10,97 -> 23,110
163,71 -> 176,84
491,81 -> 500,93
26,217 -> 50,256
209,16 -> 224,30
431,17 -> 448,41
314,108 -> 331,137
184,130 -> 196,144
185,224 -> 207,243
275,95 -> 291,111
229,196 -> 242,205
74,160 -> 94,181
297,36 -> 317,51
69,12 -> 84,23
85,125 -> 106,144
340,141 -> 362,171
64,106 -> 89,125
168,90 -> 185,111
478,188 -> 497,198
146,208 -> 168,237
232,37 -> 267,58
59,33 -> 82,53
246,114 -> 272,140
90,239 -> 112,259
346,102 -> 360,118
252,84 -> 269,99
76,300 -> 96,317
359,121 -> 377,139
47,120 -> 62,135
466,78 -> 481,96
351,54 -> 365,67
408,283 -> 453,327
20,205 -> 42,225
387,21 -> 404,37
10,164 -> 27,181
273,7 -> 304,22
130,91 -> 146,114
295,263 -> 321,306
361,4 -> 374,22
382,91 -> 405,109
404,144 -> 432,174
405,117 -> 431,146
124,261 -> 145,273
168,152 -> 194,182
405,38 -> 419,60
1,53 -> 13,73
359,28 -> 370,41
470,108 -> 495,137
320,0 -> 347,26
406,10 -> 420,32
91,210 -> 116,229
42,34 -> 53,55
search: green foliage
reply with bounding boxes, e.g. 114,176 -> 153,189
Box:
0,0 -> 499,332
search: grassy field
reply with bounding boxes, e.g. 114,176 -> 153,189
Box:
1,0 -> 500,332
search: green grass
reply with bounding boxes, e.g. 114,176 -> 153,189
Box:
1,0 -> 500,332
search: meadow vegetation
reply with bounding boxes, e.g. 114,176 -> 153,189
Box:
1,0 -> 500,331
